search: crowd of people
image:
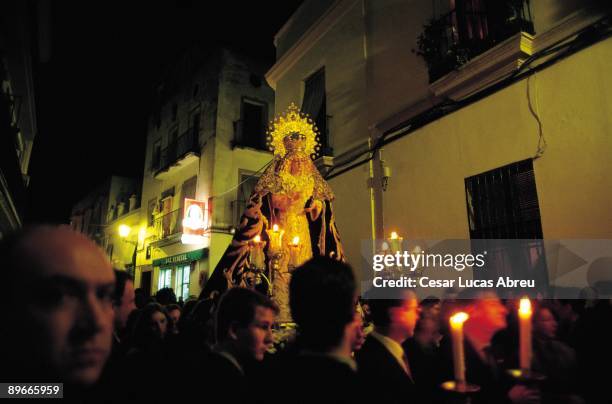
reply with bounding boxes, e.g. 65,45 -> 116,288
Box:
0,224 -> 611,403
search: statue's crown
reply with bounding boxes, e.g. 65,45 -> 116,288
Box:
266,103 -> 320,158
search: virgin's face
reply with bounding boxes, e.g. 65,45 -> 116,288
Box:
283,132 -> 307,153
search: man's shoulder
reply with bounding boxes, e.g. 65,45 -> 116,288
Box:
356,334 -> 388,361
204,351 -> 244,377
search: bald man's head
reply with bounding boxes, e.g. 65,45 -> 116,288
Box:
1,225 -> 115,385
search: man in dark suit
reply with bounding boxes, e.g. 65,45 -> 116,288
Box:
273,256 -> 360,404
356,290 -> 420,403
200,287 -> 278,401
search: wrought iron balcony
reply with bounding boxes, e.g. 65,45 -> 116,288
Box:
417,0 -> 534,82
152,128 -> 199,175
153,208 -> 183,240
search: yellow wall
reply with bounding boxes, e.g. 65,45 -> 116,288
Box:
365,0 -> 432,126
379,39 -> 612,240
329,161 -> 372,273
275,0 -> 368,155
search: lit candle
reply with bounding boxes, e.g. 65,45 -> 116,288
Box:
388,231 -> 403,253
250,235 -> 265,269
289,236 -> 300,267
519,298 -> 532,370
268,224 -> 284,254
450,312 -> 469,385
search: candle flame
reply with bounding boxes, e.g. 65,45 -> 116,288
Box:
390,231 -> 399,239
450,312 -> 469,327
291,236 -> 300,246
519,298 -> 532,316
253,235 -> 261,243
272,224 -> 279,232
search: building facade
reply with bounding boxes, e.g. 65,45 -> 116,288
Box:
266,0 -> 612,288
135,47 -> 274,299
0,0 -> 49,237
70,176 -> 142,272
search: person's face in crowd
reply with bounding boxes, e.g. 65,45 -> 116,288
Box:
421,302 -> 441,320
168,308 -> 181,327
150,310 -> 168,338
471,292 -> 508,334
17,227 -> 115,386
234,305 -> 275,361
391,292 -> 420,338
534,308 -> 557,339
115,280 -> 136,330
414,317 -> 442,348
347,311 -> 366,352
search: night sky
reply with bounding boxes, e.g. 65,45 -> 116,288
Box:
27,0 -> 303,223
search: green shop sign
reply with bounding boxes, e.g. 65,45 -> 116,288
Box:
152,248 -> 208,267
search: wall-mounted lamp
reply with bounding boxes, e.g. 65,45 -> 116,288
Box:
381,160 -> 391,191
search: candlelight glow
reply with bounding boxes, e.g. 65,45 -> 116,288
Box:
273,224 -> 279,232
519,298 -> 532,316
390,231 -> 398,239
291,236 -> 300,246
254,234 -> 261,243
450,312 -> 469,327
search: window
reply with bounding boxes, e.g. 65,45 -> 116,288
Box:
189,109 -> 200,139
465,159 -> 548,286
175,265 -> 191,301
158,268 -> 172,290
419,0 -> 534,82
235,98 -> 267,150
160,188 -> 175,238
147,198 -> 158,227
152,139 -> 161,171
465,159 -> 542,239
181,176 -> 197,202
302,68 -> 331,157
182,109 -> 200,154
168,126 -> 178,160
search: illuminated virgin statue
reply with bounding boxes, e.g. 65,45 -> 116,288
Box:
200,104 -> 345,321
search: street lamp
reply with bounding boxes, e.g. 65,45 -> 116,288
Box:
118,225 -> 138,276
118,224 -> 131,238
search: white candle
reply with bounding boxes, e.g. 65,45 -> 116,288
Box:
450,312 -> 469,385
250,235 -> 265,269
289,236 -> 300,267
268,224 -> 284,254
519,298 -> 532,370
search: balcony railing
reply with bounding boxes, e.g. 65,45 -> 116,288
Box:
152,128 -> 199,173
154,208 -> 183,240
417,0 -> 534,82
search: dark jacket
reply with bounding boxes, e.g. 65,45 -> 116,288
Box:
356,335 -> 419,403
